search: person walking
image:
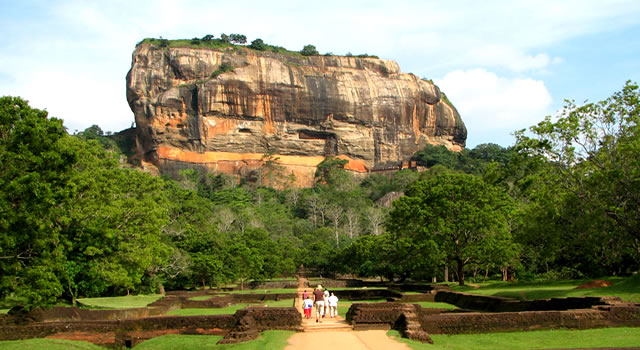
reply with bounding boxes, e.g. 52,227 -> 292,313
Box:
312,285 -> 325,323
323,289 -> 330,317
328,292 -> 339,318
303,295 -> 313,319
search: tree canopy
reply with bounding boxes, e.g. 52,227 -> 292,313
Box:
2,81 -> 639,308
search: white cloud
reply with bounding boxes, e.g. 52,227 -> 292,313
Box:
435,69 -> 552,147
464,45 -> 560,73
11,67 -> 131,133
2,0 -> 639,138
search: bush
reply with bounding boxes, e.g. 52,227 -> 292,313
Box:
301,44 -> 319,56
210,63 -> 234,78
230,34 -> 247,44
249,38 -> 266,51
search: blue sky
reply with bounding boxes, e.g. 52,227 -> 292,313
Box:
1,0 -> 639,148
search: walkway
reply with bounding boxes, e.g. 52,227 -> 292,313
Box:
286,274 -> 410,350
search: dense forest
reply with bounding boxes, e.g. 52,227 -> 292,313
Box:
1,82 -> 638,308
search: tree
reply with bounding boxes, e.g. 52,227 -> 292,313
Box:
343,207 -> 361,239
201,34 -> 214,41
326,204 -> 343,247
512,81 -> 640,276
387,172 -> 516,285
301,44 -> 319,56
0,96 -> 72,307
249,38 -> 266,51
516,81 -> 640,243
366,206 -> 385,235
58,141 -> 172,297
412,144 -> 459,168
315,156 -> 349,187
220,33 -> 230,43
229,34 -> 247,44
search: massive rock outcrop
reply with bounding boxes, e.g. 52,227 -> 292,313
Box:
126,42 -> 466,186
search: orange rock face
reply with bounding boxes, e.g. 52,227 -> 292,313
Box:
126,42 -> 467,186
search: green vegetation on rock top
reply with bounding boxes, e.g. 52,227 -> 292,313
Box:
138,36 -> 379,59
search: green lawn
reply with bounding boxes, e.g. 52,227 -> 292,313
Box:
0,338 -> 104,350
77,294 -> 162,309
0,309 -> 8,314
188,295 -> 215,301
168,304 -> 251,316
168,299 -> 295,316
133,330 -> 294,349
449,275 -> 640,303
408,301 -> 457,310
389,327 -> 640,350
226,288 -> 297,294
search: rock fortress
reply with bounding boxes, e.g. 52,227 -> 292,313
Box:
126,41 -> 467,186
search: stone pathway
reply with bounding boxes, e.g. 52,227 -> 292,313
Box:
286,274 -> 410,350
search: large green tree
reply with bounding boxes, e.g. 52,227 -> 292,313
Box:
513,81 -> 640,275
387,172 -> 516,285
0,97 -> 73,307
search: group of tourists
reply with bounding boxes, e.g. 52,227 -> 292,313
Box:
302,285 -> 338,322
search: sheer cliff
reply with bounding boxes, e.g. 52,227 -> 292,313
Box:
126,42 -> 467,186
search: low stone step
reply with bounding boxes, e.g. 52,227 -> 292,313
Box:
303,321 -> 353,332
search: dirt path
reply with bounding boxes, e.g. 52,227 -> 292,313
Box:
285,330 -> 411,350
286,274 -> 410,350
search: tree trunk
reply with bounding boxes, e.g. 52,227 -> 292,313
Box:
158,283 -> 165,295
456,259 -> 465,286
444,265 -> 449,282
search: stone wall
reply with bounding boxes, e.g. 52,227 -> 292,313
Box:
435,290 -> 611,312
0,307 -> 300,347
420,305 -> 640,334
346,300 -> 640,344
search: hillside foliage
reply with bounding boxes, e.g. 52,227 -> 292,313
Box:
1,82 -> 639,308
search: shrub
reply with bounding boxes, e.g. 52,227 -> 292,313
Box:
249,38 -> 266,51
210,63 -> 234,78
301,44 -> 319,56
230,34 -> 247,44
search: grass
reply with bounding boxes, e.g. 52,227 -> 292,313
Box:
0,309 -> 8,314
227,288 -> 297,294
337,299 -> 386,316
408,301 -> 458,310
188,295 -> 214,301
388,327 -> 640,350
0,338 -> 104,350
168,299 -> 295,316
77,294 -> 162,309
168,304 -> 251,316
133,330 -> 294,349
449,275 -> 640,303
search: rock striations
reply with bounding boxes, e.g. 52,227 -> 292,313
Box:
126,42 -> 467,186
